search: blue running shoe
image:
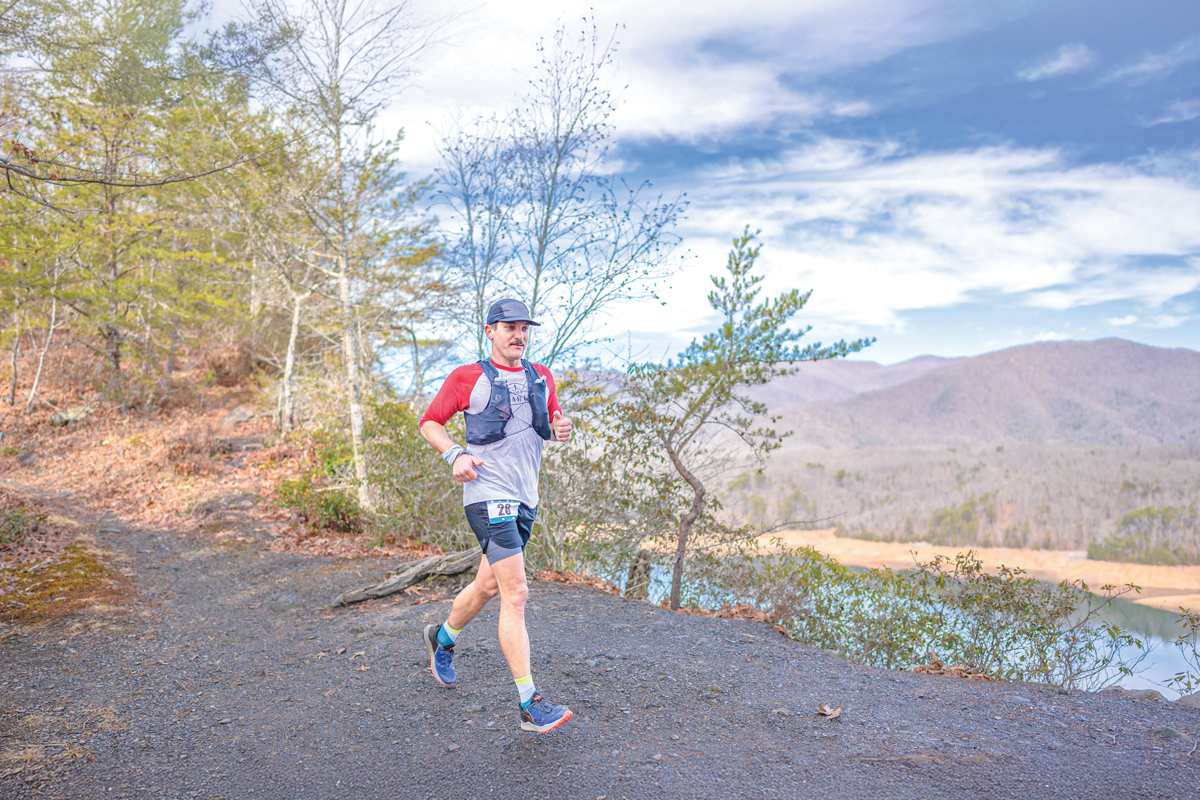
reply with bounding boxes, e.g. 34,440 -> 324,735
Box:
519,693 -> 573,733
422,624 -> 456,687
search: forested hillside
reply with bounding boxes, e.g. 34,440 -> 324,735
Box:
728,340 -> 1200,562
777,339 -> 1200,448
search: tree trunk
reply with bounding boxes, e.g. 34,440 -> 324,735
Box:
667,448 -> 706,611
103,323 -> 122,394
23,295 -> 57,415
625,549 -> 652,600
337,258 -> 371,510
7,317 -> 20,406
166,318 -> 179,374
332,547 -> 482,607
409,327 -> 423,397
278,292 -> 305,433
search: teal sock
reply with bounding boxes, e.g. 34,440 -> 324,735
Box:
437,622 -> 461,648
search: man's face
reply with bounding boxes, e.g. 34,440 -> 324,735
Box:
485,320 -> 531,363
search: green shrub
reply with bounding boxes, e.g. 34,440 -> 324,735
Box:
0,508 -> 46,549
364,400 -> 473,553
274,432 -> 363,535
1088,505 -> 1200,565
1168,607 -> 1200,695
927,493 -> 997,546
276,477 -> 362,534
688,542 -> 1145,689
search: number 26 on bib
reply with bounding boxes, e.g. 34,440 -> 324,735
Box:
487,500 -> 519,524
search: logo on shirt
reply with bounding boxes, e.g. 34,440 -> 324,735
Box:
507,377 -> 530,406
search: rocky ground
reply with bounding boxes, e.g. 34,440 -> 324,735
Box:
2,486 -> 1199,800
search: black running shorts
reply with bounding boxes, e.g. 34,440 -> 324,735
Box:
464,501 -> 537,564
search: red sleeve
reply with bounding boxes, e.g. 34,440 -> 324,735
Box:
419,364 -> 483,427
534,364 -> 562,418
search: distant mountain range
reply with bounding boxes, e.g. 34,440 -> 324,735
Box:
761,339 -> 1200,448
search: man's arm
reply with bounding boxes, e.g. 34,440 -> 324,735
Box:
539,366 -> 571,442
420,420 -> 485,482
419,365 -> 486,482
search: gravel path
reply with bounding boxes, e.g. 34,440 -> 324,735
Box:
3,492 -> 1199,800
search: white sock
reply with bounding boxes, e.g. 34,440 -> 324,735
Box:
515,674 -> 536,706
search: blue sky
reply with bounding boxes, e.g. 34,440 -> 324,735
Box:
382,1 -> 1200,363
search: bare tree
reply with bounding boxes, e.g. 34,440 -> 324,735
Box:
436,18 -> 685,368
245,0 -> 437,508
434,113 -> 516,360
22,258 -> 62,413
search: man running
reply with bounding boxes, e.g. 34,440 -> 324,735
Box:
417,298 -> 573,734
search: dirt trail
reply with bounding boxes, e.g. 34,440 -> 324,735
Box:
3,486 -> 1200,800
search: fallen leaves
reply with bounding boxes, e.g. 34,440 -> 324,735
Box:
914,652 -> 996,681
531,568 -> 620,595
817,703 -> 842,719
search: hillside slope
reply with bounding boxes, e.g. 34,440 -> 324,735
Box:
752,355 -> 958,407
776,339 -> 1200,447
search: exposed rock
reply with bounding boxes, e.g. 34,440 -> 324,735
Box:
1101,686 -> 1167,702
220,406 -> 255,427
1178,691 -> 1200,710
1147,726 -> 1194,744
50,405 -> 93,426
17,449 -> 37,467
191,492 -> 261,519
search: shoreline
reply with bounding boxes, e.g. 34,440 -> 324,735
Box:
761,528 -> 1200,613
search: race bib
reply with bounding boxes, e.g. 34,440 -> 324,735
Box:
486,500 -> 520,524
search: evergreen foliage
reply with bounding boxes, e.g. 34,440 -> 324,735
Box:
1088,505 -> 1200,565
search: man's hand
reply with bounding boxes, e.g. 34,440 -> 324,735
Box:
551,410 -> 572,442
452,453 -> 484,482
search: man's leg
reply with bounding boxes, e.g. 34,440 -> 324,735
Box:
488,552 -> 531,680
490,549 -> 572,733
447,557 -> 500,632
423,504 -> 497,687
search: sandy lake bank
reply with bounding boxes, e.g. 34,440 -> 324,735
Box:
764,529 -> 1200,613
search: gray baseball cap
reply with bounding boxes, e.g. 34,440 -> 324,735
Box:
485,298 -> 541,326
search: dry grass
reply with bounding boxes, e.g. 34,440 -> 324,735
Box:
0,537 -> 129,625
0,706 -> 118,774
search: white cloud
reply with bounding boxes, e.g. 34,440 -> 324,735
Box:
393,0 -> 1022,168
614,142 -> 1200,336
1144,99 -> 1200,127
1104,37 -> 1200,84
1018,43 -> 1092,81
1107,315 -> 1138,326
1147,314 -> 1189,328
1033,330 -> 1068,342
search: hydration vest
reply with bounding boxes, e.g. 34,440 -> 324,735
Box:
464,359 -> 552,446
